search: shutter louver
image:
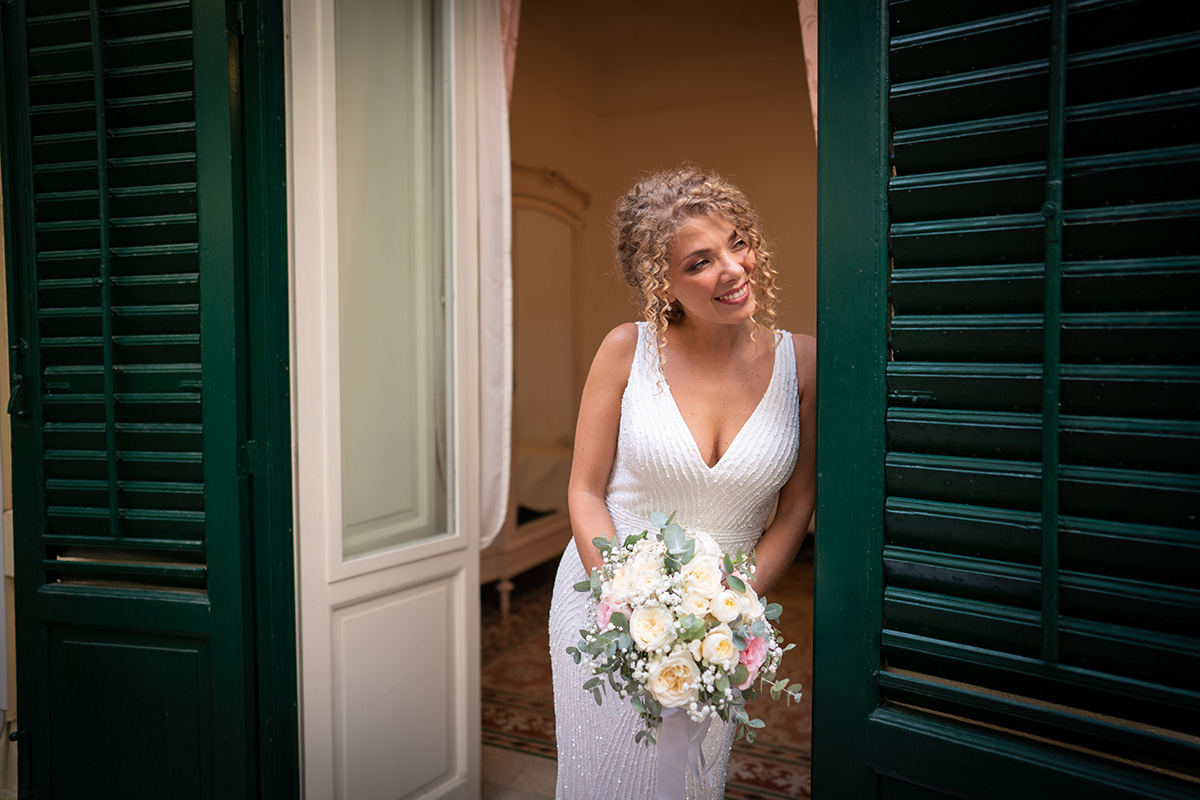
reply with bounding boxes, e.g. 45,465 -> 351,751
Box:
26,0 -> 205,591
884,0 -> 1200,780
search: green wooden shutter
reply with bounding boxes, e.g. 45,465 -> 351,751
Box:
815,1 -> 1199,797
3,1 -> 256,795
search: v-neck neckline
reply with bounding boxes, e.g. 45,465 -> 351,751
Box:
657,331 -> 782,472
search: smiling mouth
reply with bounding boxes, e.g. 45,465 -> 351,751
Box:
716,282 -> 750,302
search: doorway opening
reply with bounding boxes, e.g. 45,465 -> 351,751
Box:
479,2 -> 817,797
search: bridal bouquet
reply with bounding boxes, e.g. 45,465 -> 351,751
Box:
566,512 -> 802,746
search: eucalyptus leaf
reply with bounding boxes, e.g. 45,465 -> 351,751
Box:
723,553 -> 735,574
610,611 -> 629,631
765,603 -> 783,621
630,696 -> 647,715
726,573 -> 746,593
747,718 -> 765,729
592,536 -> 614,552
681,540 -> 696,564
664,523 -> 686,554
731,663 -> 750,686
573,579 -> 592,593
583,677 -> 601,691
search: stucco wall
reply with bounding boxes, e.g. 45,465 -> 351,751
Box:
509,0 -> 817,413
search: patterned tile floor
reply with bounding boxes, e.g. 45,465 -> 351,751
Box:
480,540 -> 813,799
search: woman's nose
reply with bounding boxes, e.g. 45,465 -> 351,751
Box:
720,252 -> 746,276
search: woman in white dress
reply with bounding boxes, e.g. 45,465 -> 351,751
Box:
548,166 -> 816,799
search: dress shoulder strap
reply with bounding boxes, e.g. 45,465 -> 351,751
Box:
630,321 -> 658,386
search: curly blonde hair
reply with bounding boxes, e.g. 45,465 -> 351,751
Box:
611,165 -> 780,363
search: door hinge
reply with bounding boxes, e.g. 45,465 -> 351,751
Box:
7,374 -> 23,417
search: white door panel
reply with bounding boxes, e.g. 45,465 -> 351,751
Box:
289,0 -> 482,796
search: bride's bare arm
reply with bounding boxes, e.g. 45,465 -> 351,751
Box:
567,323 -> 638,578
748,333 -> 817,596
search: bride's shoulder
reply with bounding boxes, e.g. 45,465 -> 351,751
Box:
588,322 -> 640,384
789,332 -> 816,388
790,332 -> 815,360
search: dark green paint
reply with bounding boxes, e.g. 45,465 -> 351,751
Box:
3,0 -> 297,795
1038,0 -> 1066,664
240,0 -> 300,794
815,0 -> 1200,797
811,0 -> 890,799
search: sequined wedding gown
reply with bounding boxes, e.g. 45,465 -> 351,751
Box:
549,322 -> 800,800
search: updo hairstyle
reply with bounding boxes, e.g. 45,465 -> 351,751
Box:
611,165 -> 780,352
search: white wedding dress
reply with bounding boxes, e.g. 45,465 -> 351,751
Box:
549,321 -> 800,799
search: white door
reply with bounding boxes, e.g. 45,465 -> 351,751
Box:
289,0 -> 485,796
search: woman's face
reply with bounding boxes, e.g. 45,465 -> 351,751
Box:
665,213 -> 757,326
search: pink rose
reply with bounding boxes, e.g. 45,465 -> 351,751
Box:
597,598 -> 628,629
736,635 -> 769,691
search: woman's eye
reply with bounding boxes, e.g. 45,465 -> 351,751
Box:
689,259 -> 709,271
733,238 -> 748,249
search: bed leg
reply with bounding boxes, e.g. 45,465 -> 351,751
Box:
498,578 -> 514,619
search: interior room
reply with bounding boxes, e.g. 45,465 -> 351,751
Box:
480,1 -> 818,797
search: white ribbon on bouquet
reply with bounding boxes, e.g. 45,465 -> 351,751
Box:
656,708 -> 714,800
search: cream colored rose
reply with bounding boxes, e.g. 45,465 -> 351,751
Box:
605,565 -> 635,604
630,606 -> 677,652
710,590 -> 742,623
647,654 -> 700,708
700,623 -> 739,670
679,592 -> 710,617
735,578 -> 764,619
688,638 -> 703,661
681,555 -> 723,599
627,554 -> 662,597
690,531 -> 723,558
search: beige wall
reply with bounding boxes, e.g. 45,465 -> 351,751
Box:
510,0 -> 817,410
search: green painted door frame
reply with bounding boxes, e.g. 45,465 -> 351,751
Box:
1,0 -> 296,795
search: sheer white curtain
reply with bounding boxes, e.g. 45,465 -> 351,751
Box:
798,0 -> 818,143
478,0 -> 519,549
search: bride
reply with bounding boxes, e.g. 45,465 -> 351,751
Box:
548,166 -> 816,799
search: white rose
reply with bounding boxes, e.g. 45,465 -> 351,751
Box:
710,590 -> 742,623
734,578 -> 764,619
628,556 -> 662,596
681,556 -> 723,599
688,638 -> 703,661
679,592 -> 710,617
690,531 -> 723,558
630,606 -> 677,652
700,623 -> 739,670
647,654 -> 700,708
606,565 -> 635,604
